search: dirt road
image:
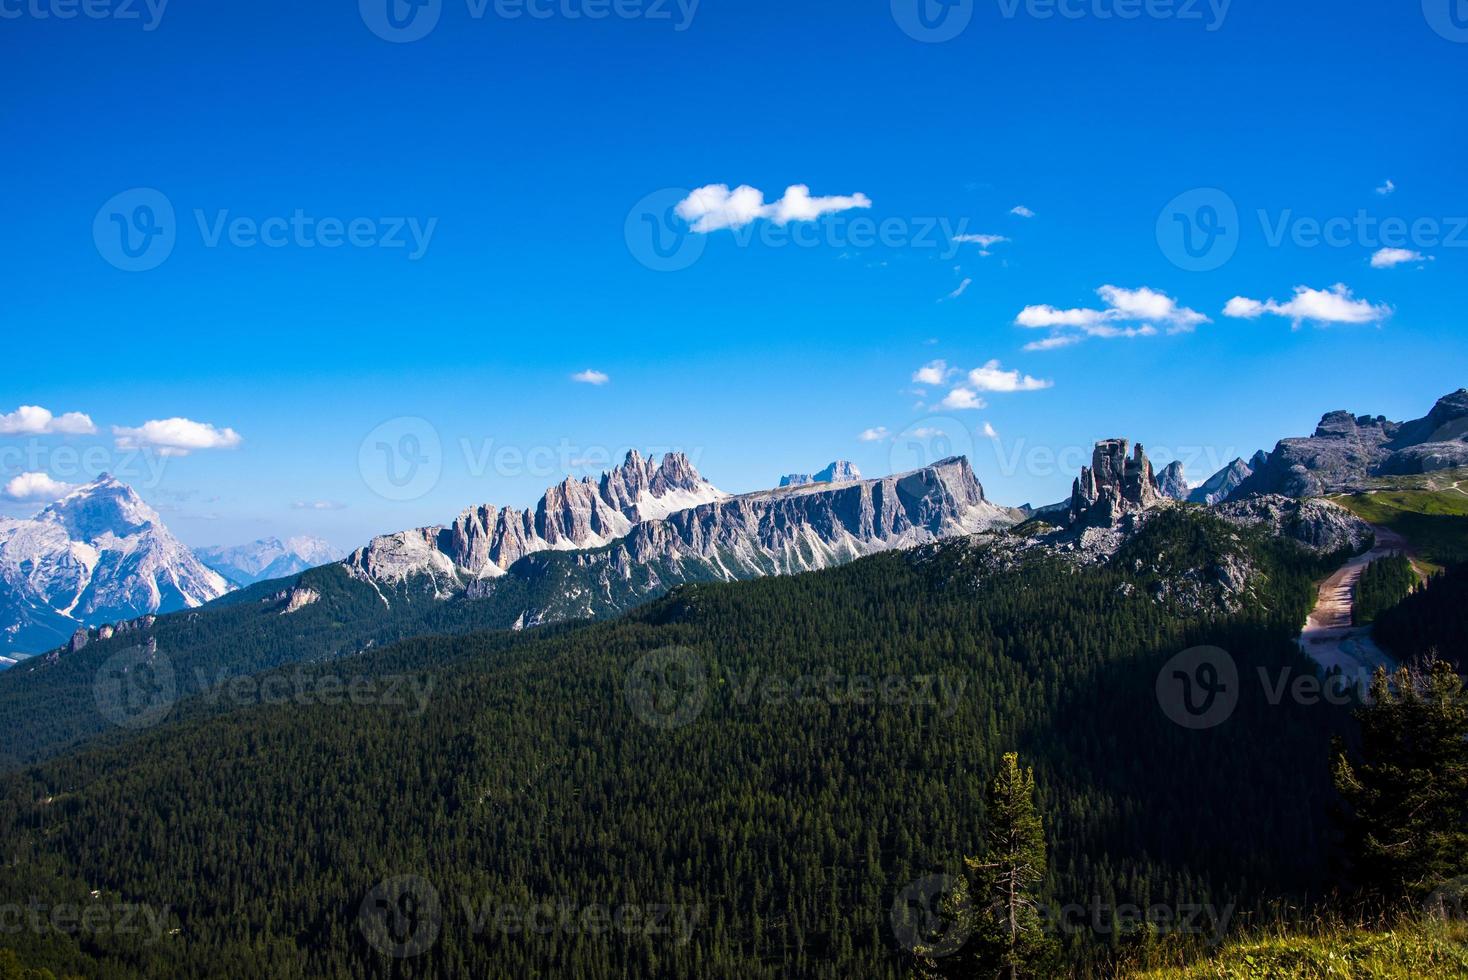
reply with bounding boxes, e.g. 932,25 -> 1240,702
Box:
1298,526 -> 1412,676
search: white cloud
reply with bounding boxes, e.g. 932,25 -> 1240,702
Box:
981,422 -> 999,439
1016,285 -> 1208,347
1371,247 -> 1431,269
943,277 -> 973,301
965,359 -> 1052,393
1010,205 -> 1035,218
912,360 -> 951,386
2,472 -> 75,502
1223,296 -> 1265,319
952,234 -> 1009,249
1222,284 -> 1391,327
112,418 -> 243,457
1022,334 -> 1084,352
293,500 -> 347,511
571,369 -> 610,385
858,427 -> 890,442
1096,285 -> 1209,333
941,388 -> 988,411
909,427 -> 942,439
675,183 -> 872,233
0,406 -> 97,436
1375,179 -> 1395,196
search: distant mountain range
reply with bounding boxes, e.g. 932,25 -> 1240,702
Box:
195,536 -> 342,587
4,388 -> 1463,668
0,477 -> 231,657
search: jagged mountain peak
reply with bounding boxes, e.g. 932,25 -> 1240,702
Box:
39,474 -> 160,541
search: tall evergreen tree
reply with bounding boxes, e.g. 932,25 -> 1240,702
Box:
1333,661 -> 1468,906
966,753 -> 1055,979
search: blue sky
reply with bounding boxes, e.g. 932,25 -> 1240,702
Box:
2,0 -> 1465,548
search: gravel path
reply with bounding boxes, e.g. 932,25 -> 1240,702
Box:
1297,525 -> 1412,677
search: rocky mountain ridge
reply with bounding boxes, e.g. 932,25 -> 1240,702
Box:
196,536 -> 341,586
1230,388 -> 1468,498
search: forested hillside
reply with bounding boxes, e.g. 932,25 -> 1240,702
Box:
0,511 -> 1357,978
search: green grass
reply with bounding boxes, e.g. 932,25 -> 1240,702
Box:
1332,489 -> 1468,571
1128,918 -> 1468,979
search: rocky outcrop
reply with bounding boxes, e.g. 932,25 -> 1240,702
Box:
1215,495 -> 1373,554
1069,439 -> 1163,528
1156,461 -> 1189,501
282,587 -> 320,614
1230,389 -> 1468,498
778,460 -> 862,488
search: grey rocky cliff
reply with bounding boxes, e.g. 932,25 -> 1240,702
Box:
1156,461 -> 1189,501
1230,389 -> 1468,498
1189,457 -> 1256,506
1069,439 -> 1163,528
1214,495 -> 1374,554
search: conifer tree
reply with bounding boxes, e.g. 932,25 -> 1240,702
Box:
1333,661 -> 1468,906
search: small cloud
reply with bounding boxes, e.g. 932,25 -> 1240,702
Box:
909,426 -> 942,439
965,359 -> 1052,393
858,427 -> 890,442
912,360 -> 952,386
942,277 -> 973,301
112,418 -> 242,457
941,388 -> 987,411
1375,179 -> 1395,196
1370,247 -> 1431,269
1222,283 -> 1391,328
2,472 -> 75,502
293,500 -> 347,511
675,184 -> 872,233
1010,205 -> 1036,218
1023,334 -> 1084,352
0,406 -> 97,436
981,422 -> 999,439
952,234 -> 1009,251
571,369 -> 611,386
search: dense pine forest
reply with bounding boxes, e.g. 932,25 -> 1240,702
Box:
0,510 -> 1372,978
1352,554 -> 1417,627
1373,563 -> 1468,671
